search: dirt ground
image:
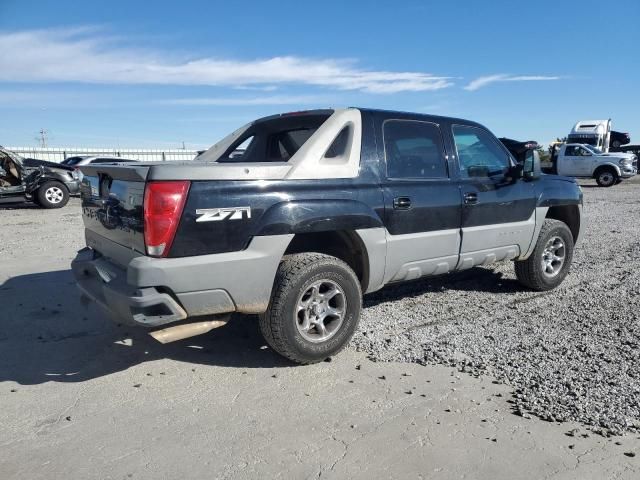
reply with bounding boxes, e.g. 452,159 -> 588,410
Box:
1,184 -> 639,479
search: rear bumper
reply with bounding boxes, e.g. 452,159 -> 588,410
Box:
72,248 -> 189,327
72,233 -> 293,327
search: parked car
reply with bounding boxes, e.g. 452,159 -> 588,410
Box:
0,146 -> 80,208
610,130 -> 631,149
61,155 -> 137,180
499,138 -> 542,177
555,143 -> 637,186
61,155 -> 137,168
72,108 -> 583,364
60,155 -> 89,166
499,138 -> 538,161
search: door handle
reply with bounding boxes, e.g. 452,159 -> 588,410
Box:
463,192 -> 478,205
393,196 -> 411,210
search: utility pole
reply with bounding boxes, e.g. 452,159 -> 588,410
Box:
37,129 -> 48,148
182,141 -> 186,150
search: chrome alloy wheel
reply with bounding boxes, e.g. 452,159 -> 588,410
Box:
295,279 -> 346,343
45,186 -> 64,204
541,236 -> 566,277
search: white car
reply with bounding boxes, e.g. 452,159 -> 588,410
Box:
60,155 -> 136,168
60,156 -> 137,181
556,143 -> 637,186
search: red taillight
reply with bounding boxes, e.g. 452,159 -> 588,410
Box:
143,181 -> 190,257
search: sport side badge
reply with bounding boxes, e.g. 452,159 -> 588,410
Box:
195,207 -> 252,222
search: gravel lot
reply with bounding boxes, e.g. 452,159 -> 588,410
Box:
356,178 -> 640,436
1,179 -> 639,478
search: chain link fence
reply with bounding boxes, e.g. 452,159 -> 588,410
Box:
6,147 -> 199,163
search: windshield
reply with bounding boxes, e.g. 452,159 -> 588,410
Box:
0,147 -> 24,166
567,135 -> 597,146
197,110 -> 333,163
583,145 -> 602,154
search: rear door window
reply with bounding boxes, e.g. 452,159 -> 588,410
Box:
383,120 -> 448,179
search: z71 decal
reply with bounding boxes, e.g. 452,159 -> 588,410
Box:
195,207 -> 252,222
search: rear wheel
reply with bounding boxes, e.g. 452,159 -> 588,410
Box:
514,219 -> 574,291
595,168 -> 618,187
259,253 -> 362,364
36,181 -> 69,208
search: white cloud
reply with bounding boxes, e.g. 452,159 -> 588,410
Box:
0,28 -> 453,94
464,74 -> 560,91
158,95 -> 333,106
0,89 -> 104,108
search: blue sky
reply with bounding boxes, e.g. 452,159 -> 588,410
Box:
0,0 -> 638,148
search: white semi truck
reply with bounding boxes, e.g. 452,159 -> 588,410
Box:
567,120 -> 612,153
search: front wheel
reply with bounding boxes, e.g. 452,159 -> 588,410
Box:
36,181 -> 69,208
595,168 -> 618,187
514,219 -> 574,291
259,253 -> 362,364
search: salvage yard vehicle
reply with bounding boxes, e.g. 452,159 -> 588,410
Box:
61,155 -> 137,168
72,108 -> 583,364
555,143 -> 637,186
498,138 -> 540,167
566,119 -> 637,153
0,146 -> 80,208
610,130 -> 631,149
60,156 -> 137,181
567,119 -> 612,152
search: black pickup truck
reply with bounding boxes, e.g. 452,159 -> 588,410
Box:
72,108 -> 583,364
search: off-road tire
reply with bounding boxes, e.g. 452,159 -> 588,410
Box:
514,219 -> 574,291
36,181 -> 69,208
259,253 -> 362,364
595,168 -> 618,187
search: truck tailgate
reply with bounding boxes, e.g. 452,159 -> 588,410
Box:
79,164 -> 150,256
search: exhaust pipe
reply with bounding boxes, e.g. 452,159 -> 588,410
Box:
149,317 -> 229,344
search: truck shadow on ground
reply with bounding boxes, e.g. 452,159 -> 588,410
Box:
0,202 -> 41,210
364,268 -> 520,308
1,266 -> 518,385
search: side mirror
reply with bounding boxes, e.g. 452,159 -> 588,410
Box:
523,150 -> 541,180
506,163 -> 524,181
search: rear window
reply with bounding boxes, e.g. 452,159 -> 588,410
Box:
200,112 -> 332,163
61,156 -> 85,166
90,158 -> 133,164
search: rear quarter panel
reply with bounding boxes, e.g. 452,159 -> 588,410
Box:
169,179 -> 385,257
